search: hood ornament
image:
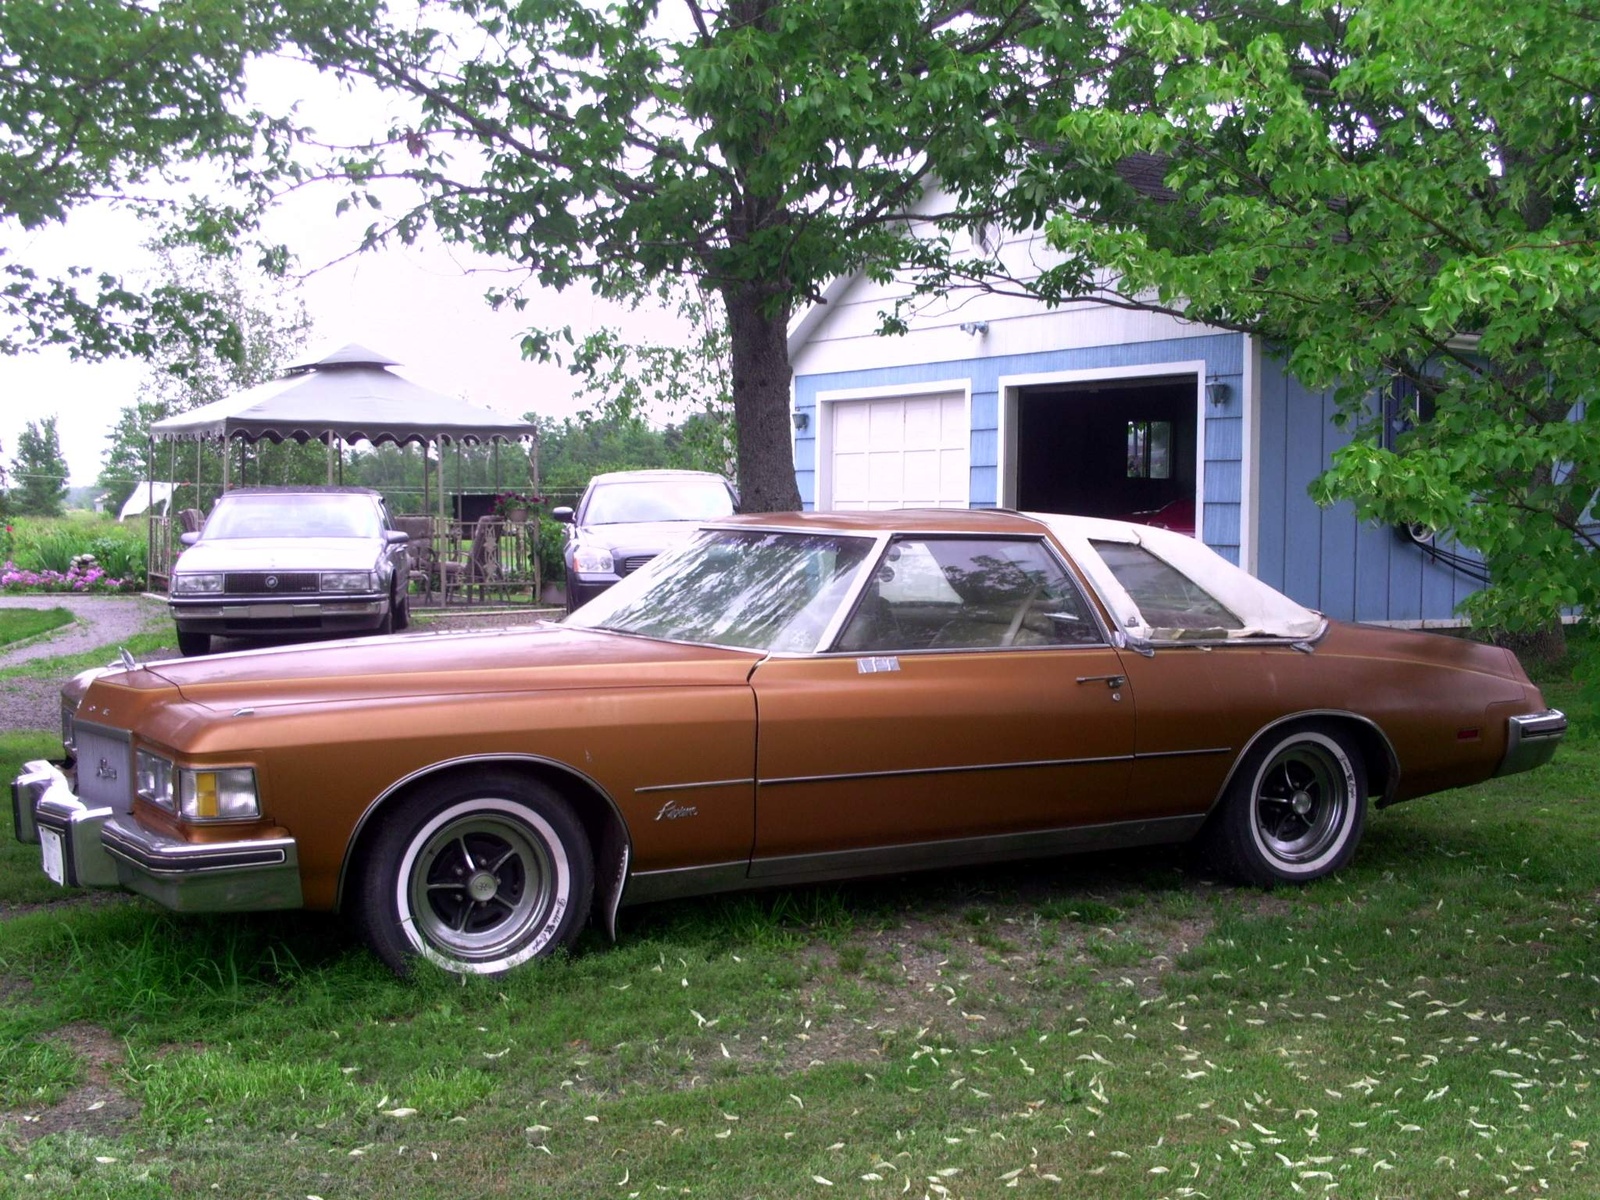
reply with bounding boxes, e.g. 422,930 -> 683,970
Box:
117,647 -> 141,673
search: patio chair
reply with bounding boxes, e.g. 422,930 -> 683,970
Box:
461,515 -> 508,603
393,515 -> 438,604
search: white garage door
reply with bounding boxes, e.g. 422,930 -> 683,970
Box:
827,393 -> 969,510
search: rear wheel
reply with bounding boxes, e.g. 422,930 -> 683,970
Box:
1204,723 -> 1366,885
175,627 -> 210,656
354,772 -> 594,976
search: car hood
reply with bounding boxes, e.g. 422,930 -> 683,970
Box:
172,538 -> 384,573
577,520 -> 705,555
130,623 -> 760,714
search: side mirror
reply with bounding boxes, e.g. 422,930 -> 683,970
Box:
386,530 -> 410,545
551,506 -> 575,524
179,531 -> 200,547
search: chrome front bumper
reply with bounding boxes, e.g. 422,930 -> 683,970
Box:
11,759 -> 303,911
170,597 -> 385,630
1495,710 -> 1568,777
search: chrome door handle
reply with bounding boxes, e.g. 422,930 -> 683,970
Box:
1076,674 -> 1126,689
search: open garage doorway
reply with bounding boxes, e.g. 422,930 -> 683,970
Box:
1012,374 -> 1199,534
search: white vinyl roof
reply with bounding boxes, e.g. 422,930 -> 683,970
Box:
150,344 -> 537,447
1030,512 -> 1327,642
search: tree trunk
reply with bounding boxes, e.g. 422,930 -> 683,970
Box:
723,282 -> 802,513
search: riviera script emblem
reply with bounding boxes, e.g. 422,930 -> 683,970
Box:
654,801 -> 698,822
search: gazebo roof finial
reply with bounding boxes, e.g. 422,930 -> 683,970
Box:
285,342 -> 402,375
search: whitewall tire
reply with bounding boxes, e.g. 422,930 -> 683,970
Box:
1207,724 -> 1367,886
355,772 -> 593,975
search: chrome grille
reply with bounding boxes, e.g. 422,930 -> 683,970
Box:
224,571 -> 321,595
618,554 -> 657,576
74,725 -> 133,811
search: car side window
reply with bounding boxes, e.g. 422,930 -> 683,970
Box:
835,537 -> 1104,652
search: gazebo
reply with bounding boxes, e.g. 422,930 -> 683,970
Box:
143,343 -> 541,600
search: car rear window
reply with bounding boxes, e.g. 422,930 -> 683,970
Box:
1090,540 -> 1244,635
583,479 -> 733,525
204,496 -> 380,540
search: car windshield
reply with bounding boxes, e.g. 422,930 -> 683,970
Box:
566,529 -> 875,652
582,478 -> 733,525
202,495 -> 381,540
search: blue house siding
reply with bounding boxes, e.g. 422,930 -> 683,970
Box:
1202,412 -> 1243,564
794,331 -> 1480,626
1254,357 -> 1481,622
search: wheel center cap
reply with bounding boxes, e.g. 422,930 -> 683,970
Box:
1291,789 -> 1314,816
467,871 -> 499,903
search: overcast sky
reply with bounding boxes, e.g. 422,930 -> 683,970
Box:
1,52 -> 684,486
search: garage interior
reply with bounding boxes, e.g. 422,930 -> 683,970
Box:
1013,375 -> 1198,524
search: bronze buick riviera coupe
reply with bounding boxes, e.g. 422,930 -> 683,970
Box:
13,510 -> 1566,976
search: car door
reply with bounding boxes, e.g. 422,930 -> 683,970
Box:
748,535 -> 1137,879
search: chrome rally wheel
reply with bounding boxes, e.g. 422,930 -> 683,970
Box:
399,799 -> 565,971
1209,724 -> 1367,886
358,774 -> 593,976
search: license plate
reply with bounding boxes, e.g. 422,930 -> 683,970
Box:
248,603 -> 297,618
40,826 -> 66,886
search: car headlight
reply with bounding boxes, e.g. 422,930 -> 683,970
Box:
136,750 -> 176,812
321,571 -> 378,593
137,753 -> 259,820
570,544 -> 615,574
180,768 -> 260,821
172,573 -> 224,594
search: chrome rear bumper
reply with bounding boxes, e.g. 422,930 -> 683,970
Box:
1495,710 -> 1567,777
11,759 -> 302,911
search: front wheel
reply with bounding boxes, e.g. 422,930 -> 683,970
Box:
175,627 -> 210,656
1203,723 -> 1367,886
353,772 -> 594,975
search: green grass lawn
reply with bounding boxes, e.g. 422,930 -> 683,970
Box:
0,648 -> 1596,1198
0,607 -> 74,650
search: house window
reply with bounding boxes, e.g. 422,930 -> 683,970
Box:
1126,421 -> 1172,479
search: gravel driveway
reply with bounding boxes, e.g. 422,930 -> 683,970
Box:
1,595 -> 175,735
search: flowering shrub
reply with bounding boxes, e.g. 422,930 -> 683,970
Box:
1,556 -> 133,593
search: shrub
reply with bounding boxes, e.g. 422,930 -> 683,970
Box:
88,536 -> 148,587
0,562 -> 134,593
20,528 -> 80,574
2,516 -> 147,591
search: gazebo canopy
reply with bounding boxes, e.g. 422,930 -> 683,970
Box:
149,343 -> 537,446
